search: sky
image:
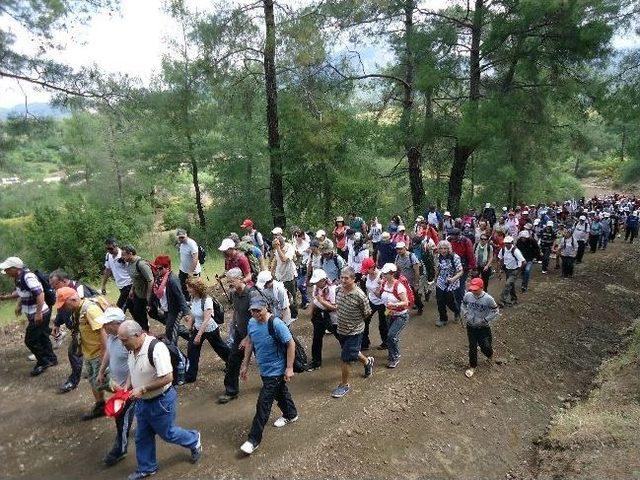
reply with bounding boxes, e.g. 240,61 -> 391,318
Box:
0,0 -> 638,109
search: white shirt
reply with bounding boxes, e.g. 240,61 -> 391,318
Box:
312,283 -> 338,324
381,281 -> 408,315
498,246 -> 525,270
104,248 -> 133,289
348,245 -> 370,273
364,271 -> 384,306
427,212 -> 439,226
260,281 -> 291,324
274,241 -> 297,282
191,296 -> 218,332
128,335 -> 172,400
370,222 -> 383,243
179,238 -> 201,275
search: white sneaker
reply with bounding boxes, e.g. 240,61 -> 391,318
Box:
53,330 -> 67,349
273,415 -> 299,428
240,441 -> 258,455
27,354 -> 36,362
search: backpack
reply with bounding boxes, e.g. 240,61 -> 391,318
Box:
267,317 -> 308,373
320,254 -> 344,279
148,337 -> 188,386
202,296 -> 225,325
19,270 -> 57,309
392,276 -> 415,309
198,244 -> 207,265
236,242 -> 261,281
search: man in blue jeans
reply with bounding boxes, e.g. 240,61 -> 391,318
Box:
118,320 -> 202,480
239,295 -> 298,455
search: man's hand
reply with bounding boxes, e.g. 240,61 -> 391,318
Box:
193,334 -> 202,346
284,367 -> 294,382
130,387 -> 145,399
96,371 -> 105,387
240,364 -> 248,382
34,311 -> 43,325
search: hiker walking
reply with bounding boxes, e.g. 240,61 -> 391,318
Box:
101,237 -> 133,309
559,229 -> 578,278
271,227 -> 298,322
307,269 -> 340,370
473,234 -> 494,290
434,241 -> 463,327
539,221 -> 555,274
378,263 -> 409,369
121,245 -> 154,332
361,258 -> 388,350
497,236 -> 525,307
176,229 -> 202,301
572,215 -> 589,263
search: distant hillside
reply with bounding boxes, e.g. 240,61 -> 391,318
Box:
0,102 -> 69,120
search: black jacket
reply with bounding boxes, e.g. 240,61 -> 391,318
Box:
516,238 -> 541,262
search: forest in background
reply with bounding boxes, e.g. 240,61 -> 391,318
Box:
1,0 -> 639,280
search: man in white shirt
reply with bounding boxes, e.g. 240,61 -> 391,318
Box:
271,227 -> 298,321
497,236 -> 525,307
255,271 -> 292,325
101,237 -> 133,309
118,320 -> 201,480
176,229 -> 202,301
307,269 -> 339,370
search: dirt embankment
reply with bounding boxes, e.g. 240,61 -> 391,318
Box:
0,241 -> 638,480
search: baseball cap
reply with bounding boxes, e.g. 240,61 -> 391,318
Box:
380,263 -> 397,274
468,277 -> 484,291
335,216 -> 344,222
485,203 -> 491,208
240,218 -> 254,229
218,238 -> 236,251
54,286 -> 78,310
533,219 -> 540,225
546,221 -> 554,227
272,227 -> 283,235
398,225 -> 406,231
504,236 -> 514,243
248,295 -> 268,311
523,210 -> 529,214
315,229 -> 326,238
395,241 -> 406,249
256,271 -> 273,289
0,256 -> 24,272
225,267 -> 243,279
354,232 -> 362,241
360,257 -> 375,274
579,215 -> 586,221
519,230 -> 530,239
415,215 -> 424,222
105,389 -> 132,418
309,268 -> 328,284
502,206 -> 508,211
444,211 -> 451,216
176,228 -> 187,237
95,307 -> 126,326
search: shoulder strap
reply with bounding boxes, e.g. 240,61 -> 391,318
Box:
136,259 -> 143,275
147,338 -> 158,367
267,317 -> 275,337
201,298 -> 205,312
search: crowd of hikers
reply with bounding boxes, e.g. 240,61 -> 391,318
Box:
1,193 -> 638,480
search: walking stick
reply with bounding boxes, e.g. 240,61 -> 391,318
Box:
215,275 -> 231,303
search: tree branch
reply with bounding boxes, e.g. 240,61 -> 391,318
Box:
325,64 -> 409,89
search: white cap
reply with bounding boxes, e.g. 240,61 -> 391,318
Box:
256,270 -> 273,289
395,241 -> 406,249
380,263 -> 397,274
381,232 -> 391,240
523,210 -> 529,214
0,256 -> 24,272
504,236 -> 514,243
519,230 -> 530,239
546,221 -> 554,227
354,232 -> 362,240
309,268 -> 328,284
415,215 -> 424,222
524,222 -> 532,230
225,267 -> 243,279
335,216 -> 344,222
579,215 -> 586,221
272,227 -> 283,235
218,238 -> 236,251
95,307 -> 126,325
502,207 -> 508,211
485,203 -> 491,208
533,219 -> 540,225
315,229 -> 326,238
398,225 -> 406,231
444,211 -> 451,216
603,212 -> 610,217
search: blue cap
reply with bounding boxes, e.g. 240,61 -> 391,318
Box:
248,295 -> 268,311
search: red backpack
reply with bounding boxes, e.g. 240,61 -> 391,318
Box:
392,275 -> 415,309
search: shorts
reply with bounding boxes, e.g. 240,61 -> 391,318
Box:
338,333 -> 363,363
84,356 -> 110,391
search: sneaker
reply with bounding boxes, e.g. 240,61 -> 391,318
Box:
104,451 -> 126,467
217,393 -> 238,404
58,381 -> 77,394
364,357 -> 374,378
82,401 -> 106,421
435,319 -> 448,327
376,343 -> 388,350
465,368 -> 475,378
30,365 -> 47,376
541,270 -> 548,274
127,471 -> 157,480
240,441 -> 259,455
273,415 -> 299,428
331,384 -> 351,398
386,359 -> 400,369
190,431 -> 202,463
52,330 -> 67,349
305,363 -> 321,372
27,354 -> 36,362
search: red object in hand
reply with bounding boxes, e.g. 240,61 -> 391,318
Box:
104,389 -> 132,418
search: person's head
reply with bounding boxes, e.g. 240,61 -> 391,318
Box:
335,216 -> 345,227
479,220 -> 487,229
218,238 -> 236,258
256,271 -> 274,291
320,243 -> 334,258
95,307 -> 126,335
444,211 -> 451,219
545,220 -> 554,230
315,229 -> 326,240
381,231 -> 391,243
121,245 -> 137,263
468,277 -> 484,297
448,228 -> 461,241
360,257 -> 376,276
437,240 -> 452,256
579,215 -> 586,223
0,256 -> 24,278
225,267 -> 245,291
151,255 -> 171,277
48,269 -> 70,290
395,241 -> 407,255
310,239 -> 320,252
176,228 -> 188,244
186,277 -> 208,300
309,268 -> 328,288
117,320 -> 145,352
429,205 -> 435,212
340,266 -> 357,290
479,234 -> 488,245
380,263 -> 397,282
248,295 -> 270,322
240,218 -> 254,231
55,286 -> 81,312
504,236 -> 514,248
105,237 -> 119,255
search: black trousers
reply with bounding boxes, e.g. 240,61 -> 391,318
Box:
625,228 -> 638,243
540,245 -> 552,272
283,279 -> 298,319
109,398 -> 136,458
223,334 -> 244,396
561,256 -> 575,277
25,311 -> 57,366
130,295 -> 149,331
475,266 -> 492,290
310,308 -> 339,366
588,234 -> 599,253
116,284 -> 132,311
368,302 -> 388,347
67,333 -> 83,386
576,240 -> 586,263
186,329 -> 230,382
248,375 -> 297,446
467,325 -> 493,368
435,287 -> 459,322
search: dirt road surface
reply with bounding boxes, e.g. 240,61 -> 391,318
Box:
1,239 -> 637,480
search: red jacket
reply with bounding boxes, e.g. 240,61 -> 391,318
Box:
450,237 -> 476,270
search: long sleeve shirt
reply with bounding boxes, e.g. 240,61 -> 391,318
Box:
461,291 -> 499,328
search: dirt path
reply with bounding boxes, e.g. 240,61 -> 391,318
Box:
1,240 -> 637,480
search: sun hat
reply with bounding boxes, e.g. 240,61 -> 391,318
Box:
395,241 -> 406,249
309,269 -> 328,284
256,271 -> 273,290
218,238 -> 236,251
272,227 -> 283,235
380,263 -> 397,274
95,307 -> 126,326
315,229 -> 326,238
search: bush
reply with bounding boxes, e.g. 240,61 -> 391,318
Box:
26,203 -> 149,280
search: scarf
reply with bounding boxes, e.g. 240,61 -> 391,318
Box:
153,269 -> 170,299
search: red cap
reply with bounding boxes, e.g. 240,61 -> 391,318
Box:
152,255 -> 171,269
360,257 -> 376,274
104,389 -> 132,417
241,219 -> 253,229
468,277 -> 484,291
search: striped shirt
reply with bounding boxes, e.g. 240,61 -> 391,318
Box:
336,286 -> 371,336
16,270 -> 50,317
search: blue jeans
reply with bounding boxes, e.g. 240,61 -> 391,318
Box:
387,312 -> 409,362
599,232 -> 609,249
134,387 -> 199,473
296,275 -> 309,306
522,261 -> 533,290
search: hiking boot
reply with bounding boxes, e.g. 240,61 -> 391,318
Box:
435,319 -> 448,327
217,393 -> 238,404
58,381 -> 77,394
127,470 -> 157,480
273,415 -> 299,428
417,309 -> 423,316
104,451 -> 126,467
30,365 -> 48,376
387,359 -> 400,369
190,431 -> 202,463
240,441 -> 259,455
82,401 -> 106,421
331,384 -> 351,398
364,357 -> 374,378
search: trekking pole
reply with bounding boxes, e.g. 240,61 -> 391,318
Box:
216,275 -> 231,303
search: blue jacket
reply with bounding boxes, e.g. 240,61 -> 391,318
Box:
377,240 -> 397,268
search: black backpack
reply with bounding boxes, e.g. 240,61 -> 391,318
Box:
148,337 -> 188,386
267,317 -> 308,373
202,296 -> 224,324
198,244 -> 207,264
19,270 -> 56,309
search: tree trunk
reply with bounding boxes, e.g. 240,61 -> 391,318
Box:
401,0 -> 425,216
447,0 -> 483,216
187,134 -> 206,227
263,0 -> 286,228
107,120 -> 124,207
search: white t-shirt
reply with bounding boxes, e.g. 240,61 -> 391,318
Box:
498,246 -> 525,270
312,283 -> 338,324
348,246 -> 370,273
190,296 -> 217,332
104,248 -> 133,289
274,241 -> 297,282
364,271 -> 384,306
128,335 -> 172,399
381,281 -> 408,315
179,238 -> 202,275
